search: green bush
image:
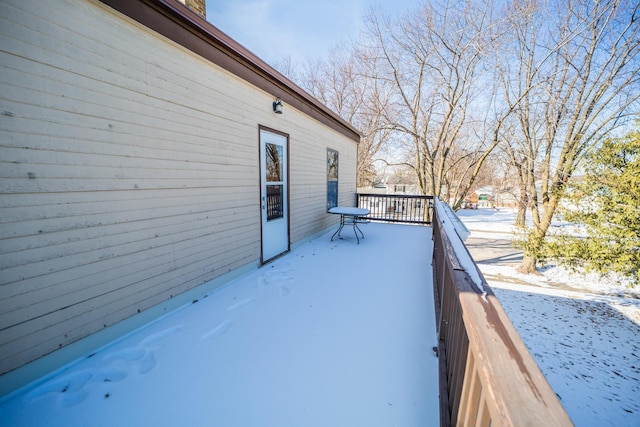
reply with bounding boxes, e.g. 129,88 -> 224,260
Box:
545,130 -> 640,286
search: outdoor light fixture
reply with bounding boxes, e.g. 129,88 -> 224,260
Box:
273,98 -> 283,114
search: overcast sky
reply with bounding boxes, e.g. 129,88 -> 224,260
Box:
205,0 -> 420,68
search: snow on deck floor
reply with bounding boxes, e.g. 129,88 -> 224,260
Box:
0,223 -> 440,427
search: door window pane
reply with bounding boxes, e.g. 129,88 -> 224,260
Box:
267,184 -> 283,220
266,143 -> 283,182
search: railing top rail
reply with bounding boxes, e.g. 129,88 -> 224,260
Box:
358,193 -> 434,199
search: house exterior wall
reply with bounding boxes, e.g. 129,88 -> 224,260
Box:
0,0 -> 357,390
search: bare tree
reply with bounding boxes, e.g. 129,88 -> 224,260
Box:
293,0 -> 639,265
299,44 -> 394,187
500,0 -> 640,273
495,0 -> 554,227
359,0 -> 506,199
273,55 -> 300,83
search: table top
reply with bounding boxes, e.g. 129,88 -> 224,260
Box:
329,206 -> 370,216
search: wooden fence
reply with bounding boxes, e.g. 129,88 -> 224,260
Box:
432,199 -> 573,426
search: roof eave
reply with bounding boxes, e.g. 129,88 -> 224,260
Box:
99,0 -> 361,143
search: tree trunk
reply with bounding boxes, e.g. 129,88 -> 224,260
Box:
515,207 -> 526,227
517,254 -> 538,274
515,190 -> 527,227
512,159 -> 528,227
517,226 -> 545,274
517,189 -> 560,273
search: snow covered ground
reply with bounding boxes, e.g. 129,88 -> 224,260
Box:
0,224 -> 440,426
2,209 -> 638,426
457,208 -> 640,427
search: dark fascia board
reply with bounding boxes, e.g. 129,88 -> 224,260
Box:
99,0 -> 361,143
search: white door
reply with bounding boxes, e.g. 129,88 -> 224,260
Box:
260,129 -> 289,262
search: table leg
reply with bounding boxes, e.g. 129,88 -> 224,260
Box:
331,214 -> 366,244
353,220 -> 360,244
354,218 -> 365,241
331,215 -> 346,241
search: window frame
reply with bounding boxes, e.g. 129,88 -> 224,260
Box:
327,148 -> 339,211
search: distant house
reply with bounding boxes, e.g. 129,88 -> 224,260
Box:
463,192 -> 479,209
0,0 -> 359,395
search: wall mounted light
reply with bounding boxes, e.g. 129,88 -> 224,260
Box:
273,98 -> 283,114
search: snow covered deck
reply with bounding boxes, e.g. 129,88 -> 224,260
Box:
0,223 -> 440,426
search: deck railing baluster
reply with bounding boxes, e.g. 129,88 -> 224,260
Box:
356,193 -> 434,225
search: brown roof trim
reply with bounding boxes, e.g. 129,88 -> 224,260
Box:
99,0 -> 361,143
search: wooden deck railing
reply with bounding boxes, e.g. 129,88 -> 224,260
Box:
431,199 -> 573,426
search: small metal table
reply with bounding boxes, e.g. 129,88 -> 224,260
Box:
329,207 -> 371,244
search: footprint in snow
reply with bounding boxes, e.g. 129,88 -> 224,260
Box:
258,268 -> 295,297
202,320 -> 234,340
261,268 -> 294,287
140,325 -> 183,346
24,349 -> 155,407
24,371 -> 92,407
92,370 -> 128,383
279,285 -> 292,296
101,347 -> 157,375
227,297 -> 256,311
137,352 -> 156,374
102,348 -> 146,363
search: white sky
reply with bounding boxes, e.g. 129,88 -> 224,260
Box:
205,0 -> 420,67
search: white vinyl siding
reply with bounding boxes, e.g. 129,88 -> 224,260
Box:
288,125 -> 357,242
0,0 -> 357,380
